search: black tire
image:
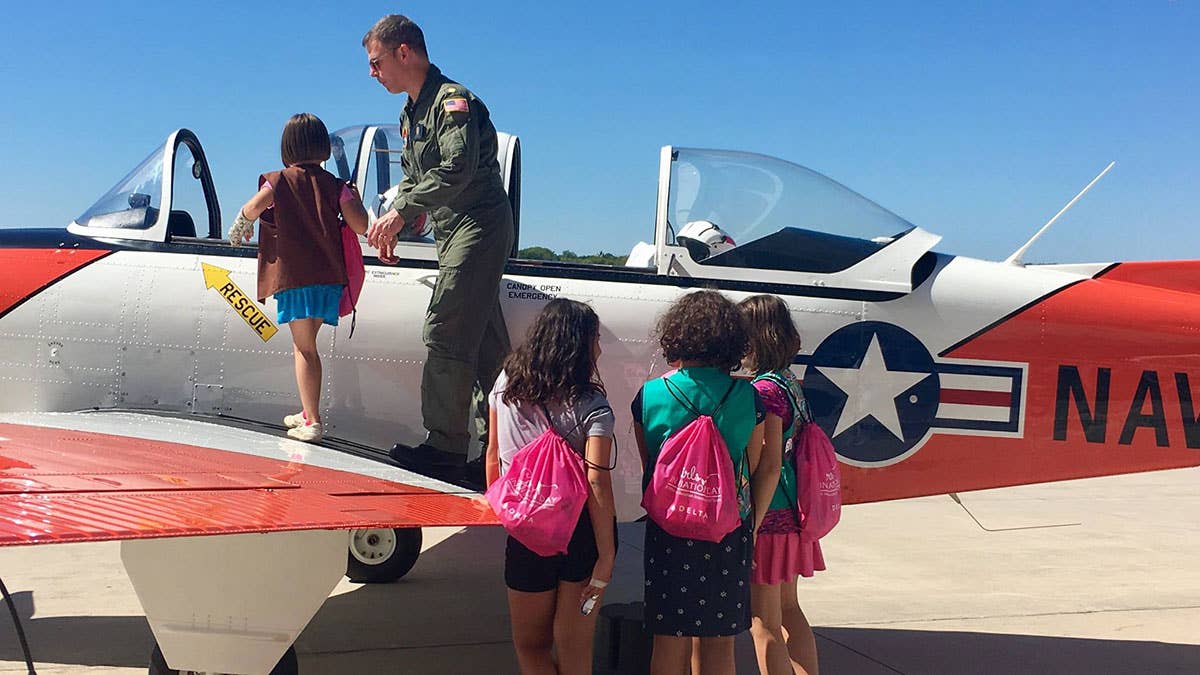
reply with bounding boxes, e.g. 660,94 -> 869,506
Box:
346,527 -> 422,583
150,642 -> 298,674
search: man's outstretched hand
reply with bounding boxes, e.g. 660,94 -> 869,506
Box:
367,209 -> 405,248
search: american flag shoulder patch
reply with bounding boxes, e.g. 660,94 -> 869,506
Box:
443,97 -> 470,113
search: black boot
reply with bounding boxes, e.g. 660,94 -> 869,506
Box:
389,442 -> 465,475
461,455 -> 486,492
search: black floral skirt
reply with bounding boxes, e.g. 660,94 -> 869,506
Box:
643,519 -> 752,637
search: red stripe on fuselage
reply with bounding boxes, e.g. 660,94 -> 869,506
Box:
939,389 -> 1011,406
0,248 -> 111,317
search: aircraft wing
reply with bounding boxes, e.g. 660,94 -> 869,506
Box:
0,411 -> 496,546
0,412 -> 499,673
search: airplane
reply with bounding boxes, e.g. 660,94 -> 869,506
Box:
2,123 -> 1200,673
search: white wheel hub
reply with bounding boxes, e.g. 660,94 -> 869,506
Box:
349,528 -> 396,565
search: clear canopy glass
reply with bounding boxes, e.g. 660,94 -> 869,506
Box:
668,148 -> 915,248
74,145 -> 165,230
326,126 -> 366,182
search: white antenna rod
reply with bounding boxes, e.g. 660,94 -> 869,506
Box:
1005,161 -> 1116,266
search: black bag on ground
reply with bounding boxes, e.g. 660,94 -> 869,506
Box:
593,601 -> 652,675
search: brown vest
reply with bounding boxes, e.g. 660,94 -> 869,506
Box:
256,164 -> 347,302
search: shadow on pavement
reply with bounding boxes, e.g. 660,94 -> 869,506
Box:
0,590 -> 153,668
3,525 -> 1198,674
813,626 -> 1200,675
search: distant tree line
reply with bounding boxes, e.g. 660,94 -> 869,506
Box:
518,247 -> 627,266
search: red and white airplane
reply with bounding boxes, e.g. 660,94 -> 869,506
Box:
2,125 -> 1198,673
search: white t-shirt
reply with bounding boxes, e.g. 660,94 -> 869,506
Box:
489,370 -> 615,474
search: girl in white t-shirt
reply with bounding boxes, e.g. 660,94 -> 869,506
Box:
485,298 -> 616,675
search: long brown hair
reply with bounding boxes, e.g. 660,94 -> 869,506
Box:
502,299 -> 605,405
738,294 -> 802,374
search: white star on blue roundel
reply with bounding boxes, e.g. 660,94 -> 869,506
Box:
799,322 -> 939,465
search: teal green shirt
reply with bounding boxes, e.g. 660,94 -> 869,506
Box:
753,370 -> 810,511
634,367 -> 763,517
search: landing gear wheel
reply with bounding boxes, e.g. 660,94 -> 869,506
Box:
346,527 -> 422,583
149,642 -> 298,674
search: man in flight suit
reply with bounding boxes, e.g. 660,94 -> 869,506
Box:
363,15 -> 513,484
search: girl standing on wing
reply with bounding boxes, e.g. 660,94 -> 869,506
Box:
229,113 -> 369,442
739,294 -> 823,675
485,298 -> 617,675
632,290 -> 773,675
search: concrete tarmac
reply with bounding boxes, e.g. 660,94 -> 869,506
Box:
1,467 -> 1197,674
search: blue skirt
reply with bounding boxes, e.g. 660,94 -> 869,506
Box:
275,284 -> 342,326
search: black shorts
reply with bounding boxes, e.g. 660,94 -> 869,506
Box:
504,511 -> 618,593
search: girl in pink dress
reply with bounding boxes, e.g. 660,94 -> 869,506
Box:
739,294 -> 823,675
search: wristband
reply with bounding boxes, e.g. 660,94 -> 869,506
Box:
588,578 -> 608,589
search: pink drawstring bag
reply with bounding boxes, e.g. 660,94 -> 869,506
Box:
795,422 -> 841,542
642,381 -> 742,543
339,225 -> 364,318
486,427 -> 589,556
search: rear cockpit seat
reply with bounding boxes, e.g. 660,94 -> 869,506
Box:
167,210 -> 196,239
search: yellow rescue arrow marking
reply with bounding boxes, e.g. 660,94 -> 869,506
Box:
201,263 -> 278,342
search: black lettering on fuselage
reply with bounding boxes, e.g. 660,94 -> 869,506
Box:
250,315 -> 270,336
1174,373 -> 1200,449
1119,370 -> 1169,446
1053,365 -> 1110,443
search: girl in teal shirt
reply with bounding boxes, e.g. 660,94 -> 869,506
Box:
632,290 -> 773,675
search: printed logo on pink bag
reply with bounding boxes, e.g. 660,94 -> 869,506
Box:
668,465 -> 723,500
501,469 -> 561,514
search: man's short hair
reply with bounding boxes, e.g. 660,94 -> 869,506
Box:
363,14 -> 428,57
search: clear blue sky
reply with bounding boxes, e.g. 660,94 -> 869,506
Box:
2,1 -> 1197,263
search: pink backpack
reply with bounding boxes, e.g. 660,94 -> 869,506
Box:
339,224 -> 364,318
485,410 -> 591,556
795,421 -> 841,542
754,370 -> 841,542
642,380 -> 743,543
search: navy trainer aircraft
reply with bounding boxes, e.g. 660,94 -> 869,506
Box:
2,125 -> 1198,673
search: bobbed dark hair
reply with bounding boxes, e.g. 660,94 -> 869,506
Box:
280,113 -> 331,166
502,299 -> 605,405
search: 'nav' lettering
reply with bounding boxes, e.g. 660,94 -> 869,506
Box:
1118,370 -> 1169,446
1053,365 -> 1110,443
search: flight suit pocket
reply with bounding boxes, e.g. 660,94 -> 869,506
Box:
418,138 -> 441,167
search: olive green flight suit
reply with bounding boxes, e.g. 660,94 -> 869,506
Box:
393,64 -> 514,456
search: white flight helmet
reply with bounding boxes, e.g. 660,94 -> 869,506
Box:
676,220 -> 736,261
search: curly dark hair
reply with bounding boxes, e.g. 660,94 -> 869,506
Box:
655,290 -> 748,373
738,294 -> 802,374
502,299 -> 605,405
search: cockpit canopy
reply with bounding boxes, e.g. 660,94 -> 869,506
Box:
667,148 -> 917,274
653,148 -> 940,293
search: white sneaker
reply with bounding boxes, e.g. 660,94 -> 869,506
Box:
283,411 -> 307,428
287,421 -> 323,443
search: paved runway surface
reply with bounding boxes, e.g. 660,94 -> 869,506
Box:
1,467 -> 1197,674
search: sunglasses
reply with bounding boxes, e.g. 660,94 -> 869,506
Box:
369,45 -> 402,70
